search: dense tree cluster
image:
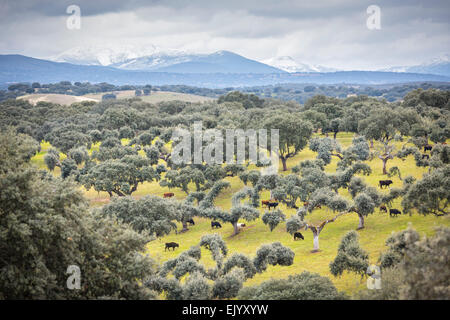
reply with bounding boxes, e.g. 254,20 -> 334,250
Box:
0,131 -> 157,299
145,234 -> 295,300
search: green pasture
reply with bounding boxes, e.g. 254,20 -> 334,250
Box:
30,132 -> 450,296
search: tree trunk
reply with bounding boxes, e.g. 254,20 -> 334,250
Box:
370,140 -> 374,148
382,158 -> 388,175
357,213 -> 365,230
232,222 -> 239,236
281,157 -> 287,171
180,221 -> 189,233
333,131 -> 337,140
312,231 -> 320,252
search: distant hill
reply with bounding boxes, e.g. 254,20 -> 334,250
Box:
1,54 -> 449,88
113,50 -> 286,74
382,55 -> 450,77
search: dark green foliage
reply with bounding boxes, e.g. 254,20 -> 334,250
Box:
199,234 -> 228,268
81,155 -> 159,196
89,130 -> 102,143
102,93 -> 116,100
61,157 -> 78,179
310,137 -> 341,165
144,145 -> 160,165
286,215 -> 304,235
119,126 -> 135,139
158,246 -> 203,278
379,227 -> 421,269
238,271 -> 347,300
93,145 -> 137,161
144,277 -> 183,300
44,148 -> 60,171
137,131 -> 154,146
222,253 -> 257,279
253,242 -> 295,273
262,209 -> 286,231
160,167 -> 206,194
264,115 -> 313,171
212,268 -> 245,299
100,137 -> 122,150
329,231 -> 369,277
0,131 -> 156,299
182,272 -> 212,300
100,195 -> 181,237
224,163 -> 245,177
68,147 -> 89,165
46,129 -> 92,154
359,226 -> 450,300
402,164 -> 449,216
218,91 -> 264,109
147,235 -> 294,300
200,186 -> 259,236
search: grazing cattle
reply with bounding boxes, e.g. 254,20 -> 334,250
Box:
163,192 -> 174,198
422,154 -> 430,160
424,145 -> 433,152
380,205 -> 387,213
211,221 -> 222,229
389,209 -> 401,217
294,232 -> 304,240
267,202 -> 279,210
379,180 -> 393,189
165,242 -> 179,251
237,223 -> 246,229
187,218 -> 195,226
261,200 -> 270,207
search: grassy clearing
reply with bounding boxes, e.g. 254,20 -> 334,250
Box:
17,90 -> 213,106
31,132 -> 450,296
17,93 -> 97,105
83,90 -> 213,104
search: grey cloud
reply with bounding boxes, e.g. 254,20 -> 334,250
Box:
0,0 -> 448,70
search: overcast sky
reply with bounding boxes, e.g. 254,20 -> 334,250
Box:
0,0 -> 449,70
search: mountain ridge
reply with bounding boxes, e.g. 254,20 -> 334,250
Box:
1,54 -> 449,88
51,46 -> 286,74
381,55 -> 450,77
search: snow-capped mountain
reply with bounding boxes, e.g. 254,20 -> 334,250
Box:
112,50 -> 285,73
50,46 -> 286,74
111,52 -> 199,70
262,56 -> 338,73
382,54 -> 450,77
50,44 -> 184,66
